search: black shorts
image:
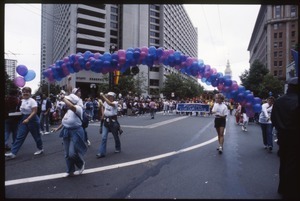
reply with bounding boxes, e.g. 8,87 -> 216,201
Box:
214,117 -> 226,128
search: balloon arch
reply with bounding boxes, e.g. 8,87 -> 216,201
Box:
42,46 -> 262,116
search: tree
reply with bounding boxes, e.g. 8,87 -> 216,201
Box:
161,73 -> 204,99
240,60 -> 284,99
258,74 -> 284,98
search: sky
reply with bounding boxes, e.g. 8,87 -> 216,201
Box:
4,4 -> 261,92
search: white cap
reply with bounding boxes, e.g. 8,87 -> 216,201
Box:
107,92 -> 116,97
72,88 -> 80,94
65,94 -> 80,105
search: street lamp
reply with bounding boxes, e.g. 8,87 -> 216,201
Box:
109,44 -> 116,91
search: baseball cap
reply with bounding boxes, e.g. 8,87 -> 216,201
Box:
72,88 -> 80,94
65,94 -> 80,105
107,92 -> 116,97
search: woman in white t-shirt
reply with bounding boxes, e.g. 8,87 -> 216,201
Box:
52,93 -> 87,177
211,93 -> 229,154
5,87 -> 44,159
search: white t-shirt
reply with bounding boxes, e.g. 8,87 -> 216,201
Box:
62,105 -> 83,128
212,102 -> 228,117
103,101 -> 118,116
41,99 -> 47,111
20,98 -> 38,115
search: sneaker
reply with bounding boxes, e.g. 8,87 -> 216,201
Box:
64,172 -> 75,177
44,131 -> 50,135
114,150 -> 121,153
5,145 -> 11,152
241,126 -> 245,131
119,129 -> 123,135
78,162 -> 85,175
5,152 -> 16,159
40,131 -> 45,135
268,146 -> 273,152
96,153 -> 105,158
87,140 -> 91,146
34,149 -> 44,155
264,145 -> 268,149
244,128 -> 247,132
218,147 -> 223,154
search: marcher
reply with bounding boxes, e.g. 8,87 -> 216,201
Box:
235,102 -> 242,124
40,94 -> 52,135
5,89 -> 21,151
241,106 -> 249,132
96,92 -> 121,158
52,93 -> 87,177
271,77 -> 299,199
5,87 -> 44,159
259,96 -> 275,152
149,98 -> 156,119
211,93 -> 228,154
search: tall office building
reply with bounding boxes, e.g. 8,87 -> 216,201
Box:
41,4 -> 198,98
247,5 -> 298,81
5,59 -> 17,80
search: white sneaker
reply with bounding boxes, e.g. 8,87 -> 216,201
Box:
241,126 -> 245,131
40,131 -> 45,135
87,140 -> 91,146
5,152 -> 16,159
44,131 -> 50,135
34,149 -> 44,155
78,162 -> 85,175
244,128 -> 247,132
218,147 -> 223,154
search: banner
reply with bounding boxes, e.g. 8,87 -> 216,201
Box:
176,103 -> 210,112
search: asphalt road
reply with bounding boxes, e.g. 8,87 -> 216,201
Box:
4,112 -> 282,199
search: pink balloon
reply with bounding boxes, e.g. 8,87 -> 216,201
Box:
117,49 -> 126,57
14,76 -> 26,87
141,46 -> 148,54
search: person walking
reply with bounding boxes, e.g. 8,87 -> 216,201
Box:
96,92 -> 121,158
52,93 -> 87,177
211,93 -> 228,154
5,87 -> 44,159
271,77 -> 299,199
39,93 -> 52,135
259,96 -> 275,152
241,106 -> 249,132
5,89 -> 21,151
149,98 -> 156,119
235,102 -> 242,124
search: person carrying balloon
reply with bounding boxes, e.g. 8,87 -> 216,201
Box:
5,87 -> 44,159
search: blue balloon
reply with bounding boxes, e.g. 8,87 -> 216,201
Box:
24,69 -> 36,81
16,65 -> 28,76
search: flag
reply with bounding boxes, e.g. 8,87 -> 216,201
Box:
291,49 -> 298,75
114,70 -> 120,85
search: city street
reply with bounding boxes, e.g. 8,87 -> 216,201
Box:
5,112 -> 281,199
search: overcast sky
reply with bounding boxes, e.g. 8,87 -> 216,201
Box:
4,4 -> 260,92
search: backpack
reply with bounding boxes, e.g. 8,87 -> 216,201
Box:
81,111 -> 89,128
70,109 -> 89,129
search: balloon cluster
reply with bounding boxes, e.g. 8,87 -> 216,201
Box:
14,65 -> 36,87
42,46 -> 262,115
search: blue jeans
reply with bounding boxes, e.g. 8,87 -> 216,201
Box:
40,111 -> 50,132
5,117 -> 21,147
60,126 -> 87,174
260,123 -> 273,147
98,121 -> 121,156
11,115 -> 43,155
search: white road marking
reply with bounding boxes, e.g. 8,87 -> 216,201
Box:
5,117 -> 225,186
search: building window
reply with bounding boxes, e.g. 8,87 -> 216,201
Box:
150,79 -> 159,86
279,32 -> 282,38
274,5 -> 281,18
274,42 -> 278,48
279,51 -> 283,58
274,33 -> 277,38
279,42 -> 282,48
291,5 -> 297,17
291,31 -> 295,37
110,22 -> 117,29
278,70 -> 283,77
274,61 -> 278,66
274,51 -> 277,57
274,23 -> 278,30
274,70 -> 278,76
111,7 -> 118,13
279,60 -> 283,66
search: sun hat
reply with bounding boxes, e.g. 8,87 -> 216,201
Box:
107,92 -> 116,97
72,88 -> 80,94
65,94 -> 80,105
